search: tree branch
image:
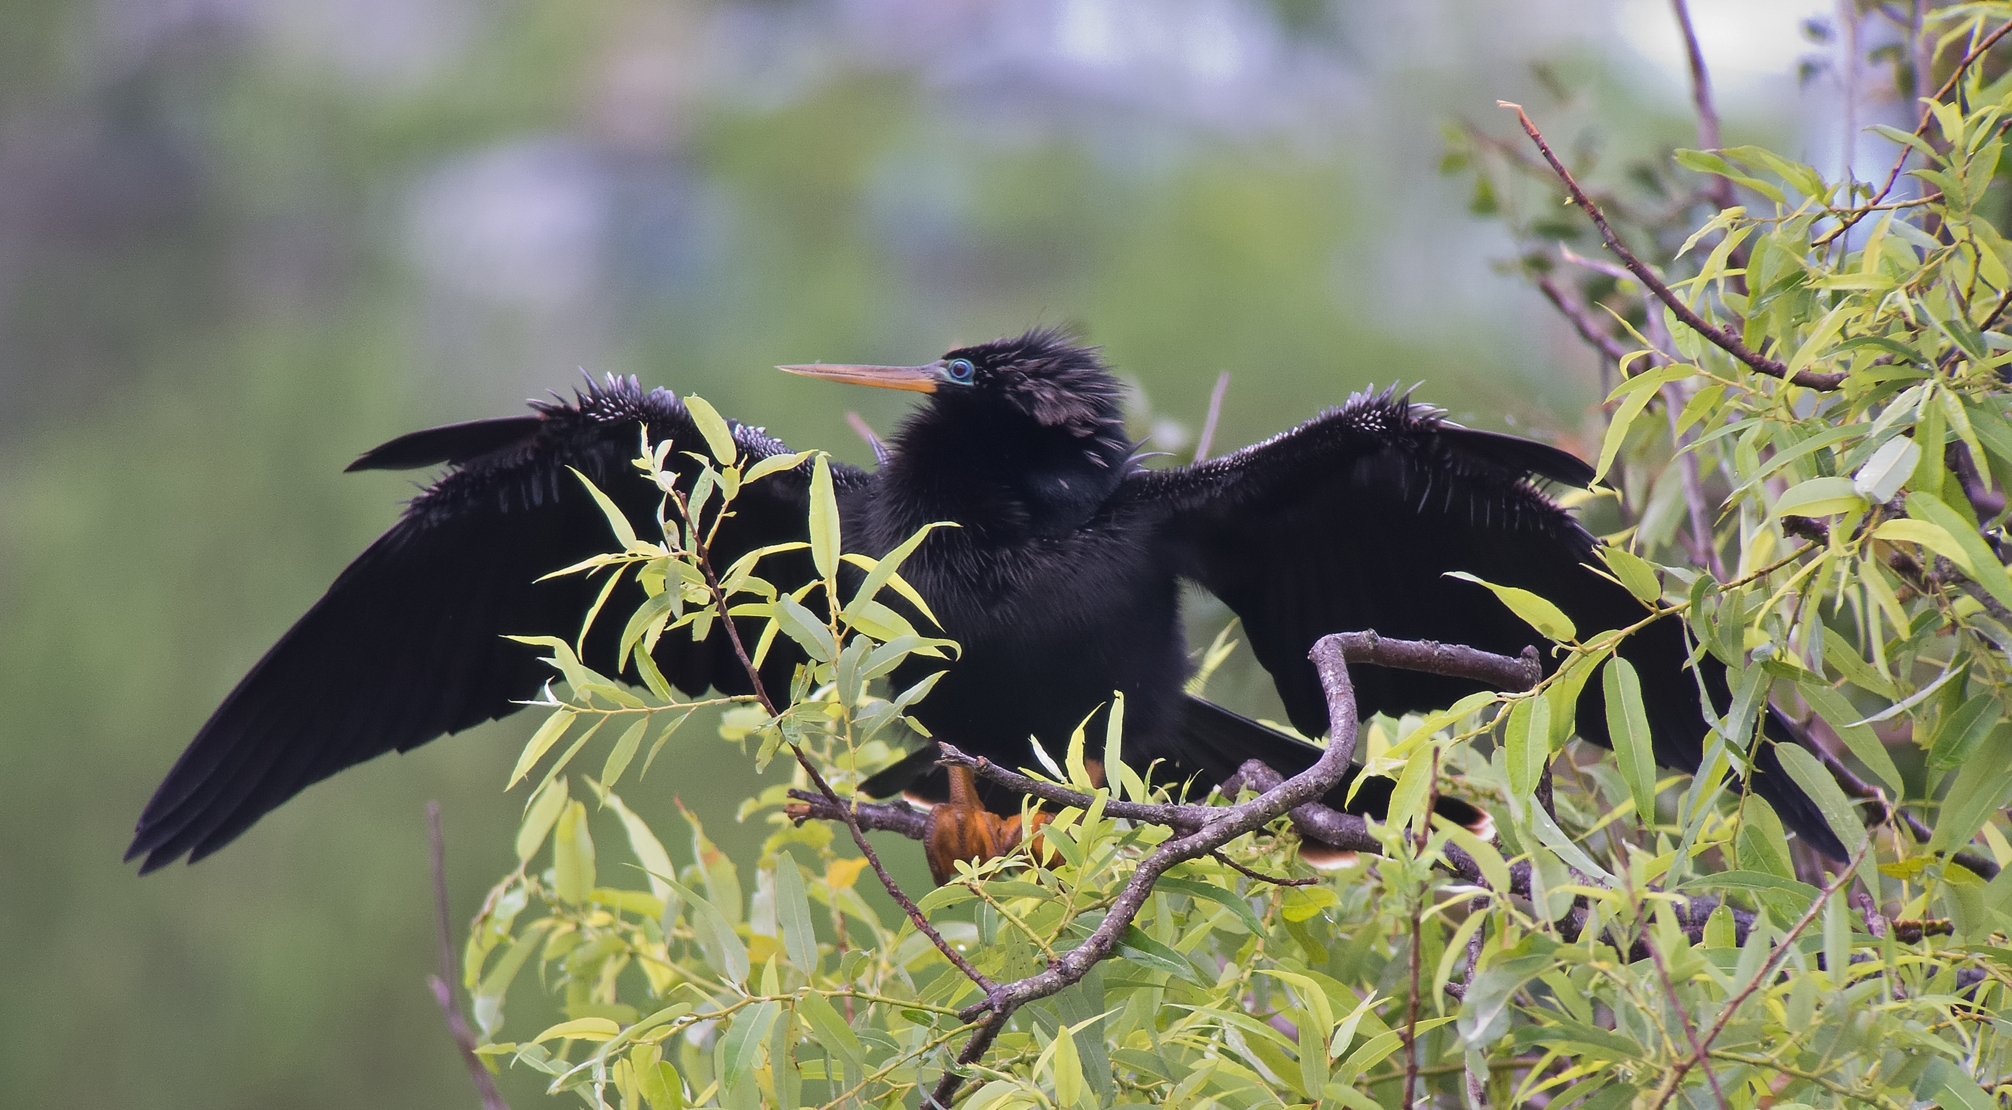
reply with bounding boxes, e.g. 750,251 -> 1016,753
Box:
1670,0 -> 1732,208
1501,103 -> 1847,391
1535,271 -> 1636,366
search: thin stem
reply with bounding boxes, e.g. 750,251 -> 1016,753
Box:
678,481 -> 995,993
1820,16 -> 2012,245
1644,925 -> 1730,1109
1670,0 -> 1732,210
1535,272 -> 1635,366
1645,833 -> 1878,1109
1210,849 -> 1317,887
1402,748 -> 1442,1110
1502,103 -> 1847,391
426,802 -> 512,1110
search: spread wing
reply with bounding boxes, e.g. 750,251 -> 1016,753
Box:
1129,387 -> 1622,735
1126,387 -> 1844,858
128,377 -> 865,871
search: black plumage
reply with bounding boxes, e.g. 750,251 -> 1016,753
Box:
128,329 -> 1843,873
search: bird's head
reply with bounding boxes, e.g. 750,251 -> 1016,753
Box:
779,328 -> 1123,439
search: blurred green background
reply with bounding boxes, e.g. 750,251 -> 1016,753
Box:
0,0 -> 1843,1104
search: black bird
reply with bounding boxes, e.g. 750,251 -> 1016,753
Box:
127,329 -> 1844,877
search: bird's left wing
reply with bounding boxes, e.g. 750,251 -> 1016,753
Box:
129,377 -> 861,871
1122,387 -> 1628,737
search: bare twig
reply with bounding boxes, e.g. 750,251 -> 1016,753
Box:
1402,748 -> 1442,1110
1670,0 -> 1733,211
1645,833 -> 1878,1109
1210,849 -> 1318,886
426,802 -> 512,1110
1194,371 -> 1231,462
1666,382 -> 1726,578
846,412 -> 889,466
1502,103 -> 1847,391
1643,912 -> 1730,1108
1535,272 -> 1636,366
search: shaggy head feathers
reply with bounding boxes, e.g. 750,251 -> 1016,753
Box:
941,328 -> 1124,437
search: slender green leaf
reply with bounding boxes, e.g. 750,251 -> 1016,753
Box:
509,708 -> 578,789
683,394 -> 738,465
1773,476 -> 1866,519
569,468 -> 639,550
664,878 -> 749,982
1797,681 -> 1903,791
1602,656 -> 1659,827
809,455 -> 840,579
1446,571 -> 1575,642
1908,491 -> 2012,609
600,717 -> 650,789
518,776 -> 571,863
1774,744 -> 1867,855
719,1000 -> 779,1086
1505,696 -> 1549,802
774,861 -> 819,973
553,800 -> 597,904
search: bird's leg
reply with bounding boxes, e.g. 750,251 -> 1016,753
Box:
925,768 -> 1064,884
926,765 -> 1011,885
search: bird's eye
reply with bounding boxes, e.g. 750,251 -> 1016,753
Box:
944,358 -> 976,383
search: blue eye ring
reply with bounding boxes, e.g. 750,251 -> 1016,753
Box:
944,358 -> 976,383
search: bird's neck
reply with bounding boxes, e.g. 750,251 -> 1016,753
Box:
876,410 -> 1130,541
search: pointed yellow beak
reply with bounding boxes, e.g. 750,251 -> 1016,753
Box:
776,362 -> 942,393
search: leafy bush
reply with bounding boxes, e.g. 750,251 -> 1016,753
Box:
451,6 -> 2012,1107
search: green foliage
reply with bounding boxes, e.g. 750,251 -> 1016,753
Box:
454,9 -> 2012,1107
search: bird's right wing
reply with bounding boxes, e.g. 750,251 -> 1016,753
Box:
1122,387 -> 1844,859
129,377 -> 860,871
1125,387 -> 1626,736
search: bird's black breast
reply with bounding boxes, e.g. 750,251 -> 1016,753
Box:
862,491 -> 1189,763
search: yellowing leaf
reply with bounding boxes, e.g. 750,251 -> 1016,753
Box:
1872,518 -> 1975,575
824,857 -> 871,890
810,454 -> 841,580
683,393 -> 738,465
1772,476 -> 1866,519
532,1017 -> 621,1043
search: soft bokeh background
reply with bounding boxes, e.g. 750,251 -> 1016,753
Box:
0,0 -> 1876,1104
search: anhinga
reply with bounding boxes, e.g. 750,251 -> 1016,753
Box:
127,329 -> 1844,880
